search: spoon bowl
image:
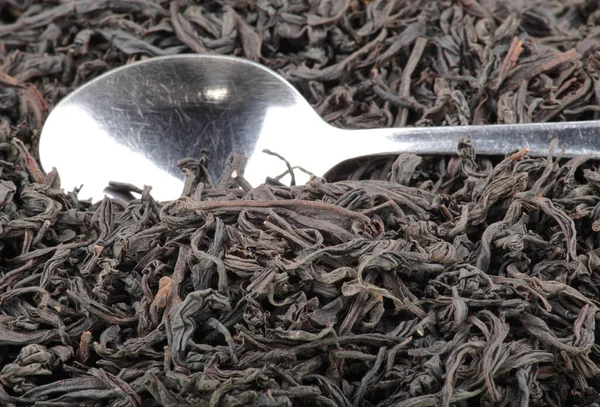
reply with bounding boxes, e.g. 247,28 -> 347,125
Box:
40,55 -> 324,201
40,54 -> 600,202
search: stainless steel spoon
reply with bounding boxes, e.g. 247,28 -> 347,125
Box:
40,54 -> 600,202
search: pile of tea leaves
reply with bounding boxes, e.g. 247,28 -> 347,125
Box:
3,1 -> 600,406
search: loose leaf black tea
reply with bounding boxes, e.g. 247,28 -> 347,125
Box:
3,1 -> 600,406
5,134 -> 600,406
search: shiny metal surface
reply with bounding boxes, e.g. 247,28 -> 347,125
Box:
40,54 -> 600,202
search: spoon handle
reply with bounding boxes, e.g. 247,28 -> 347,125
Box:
337,119 -> 600,161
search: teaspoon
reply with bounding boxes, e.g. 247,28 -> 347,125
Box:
40,54 -> 600,202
